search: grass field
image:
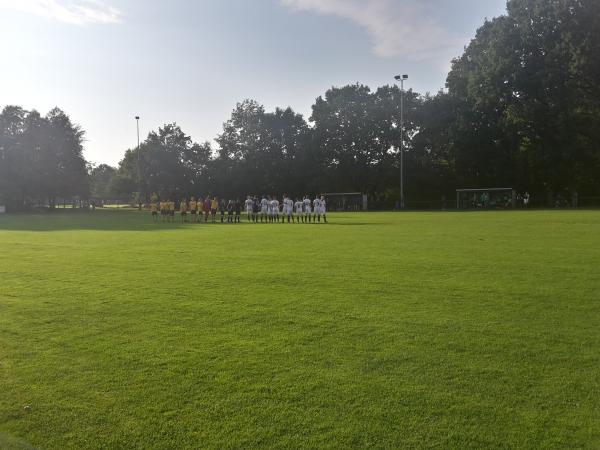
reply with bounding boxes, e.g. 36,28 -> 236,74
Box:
1,210 -> 599,449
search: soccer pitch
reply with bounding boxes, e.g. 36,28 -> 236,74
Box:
1,210 -> 599,449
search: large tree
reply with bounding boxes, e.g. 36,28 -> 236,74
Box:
0,105 -> 89,210
114,123 -> 209,201
310,84 -> 420,197
445,0 -> 600,202
215,100 -> 311,197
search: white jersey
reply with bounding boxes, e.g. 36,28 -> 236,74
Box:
320,199 -> 326,213
245,199 -> 253,212
294,201 -> 303,214
313,198 -> 321,212
303,198 -> 311,213
261,198 -> 268,212
271,199 -> 279,213
284,198 -> 293,214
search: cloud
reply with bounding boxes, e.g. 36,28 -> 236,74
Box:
280,0 -> 461,60
0,0 -> 122,25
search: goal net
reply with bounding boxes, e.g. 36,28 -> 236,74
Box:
456,188 -> 516,209
324,192 -> 367,211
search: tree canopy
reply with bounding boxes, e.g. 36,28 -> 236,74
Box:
0,106 -> 89,210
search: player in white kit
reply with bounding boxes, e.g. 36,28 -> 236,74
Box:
270,197 -> 280,223
282,195 -> 292,223
319,195 -> 327,223
287,196 -> 294,223
303,195 -> 312,223
260,196 -> 269,223
294,198 -> 304,223
312,196 -> 321,223
244,195 -> 254,222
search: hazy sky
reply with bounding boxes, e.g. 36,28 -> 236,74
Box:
0,0 -> 507,166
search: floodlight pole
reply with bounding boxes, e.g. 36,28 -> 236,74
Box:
394,74 -> 408,209
135,116 -> 141,209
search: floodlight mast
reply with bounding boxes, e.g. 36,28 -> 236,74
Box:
394,74 -> 408,209
135,116 -> 141,209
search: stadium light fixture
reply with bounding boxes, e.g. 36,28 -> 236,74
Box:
394,74 -> 408,209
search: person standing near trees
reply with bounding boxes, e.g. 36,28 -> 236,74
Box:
204,196 -> 211,223
150,200 -> 158,222
171,200 -> 177,222
180,198 -> 187,223
245,195 -> 253,222
226,199 -> 234,223
189,197 -> 197,223
211,197 -> 218,223
234,199 -> 241,223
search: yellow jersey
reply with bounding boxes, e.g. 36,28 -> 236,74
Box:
180,201 -> 187,212
169,202 -> 175,211
150,203 -> 157,212
211,199 -> 218,210
189,201 -> 197,211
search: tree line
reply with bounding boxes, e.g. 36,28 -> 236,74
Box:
2,0 -> 599,211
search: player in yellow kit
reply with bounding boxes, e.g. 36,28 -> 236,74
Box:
168,200 -> 175,222
150,200 -> 158,222
210,197 -> 218,223
159,201 -> 166,222
189,197 -> 197,223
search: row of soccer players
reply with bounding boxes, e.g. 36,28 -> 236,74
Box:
244,195 -> 327,223
150,195 -> 327,223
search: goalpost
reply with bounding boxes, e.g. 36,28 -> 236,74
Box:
324,192 -> 367,211
456,188 -> 516,209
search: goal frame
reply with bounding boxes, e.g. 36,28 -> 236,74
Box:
323,192 -> 367,211
456,188 -> 516,209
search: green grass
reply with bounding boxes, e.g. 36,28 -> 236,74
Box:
1,210 -> 599,449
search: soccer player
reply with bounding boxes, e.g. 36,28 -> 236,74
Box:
303,195 -> 312,223
211,197 -> 218,223
180,198 -> 187,223
266,196 -> 273,223
271,196 -> 280,223
150,199 -> 158,222
204,196 -> 211,223
169,200 -> 176,223
234,198 -> 241,223
260,195 -> 269,223
245,195 -> 253,222
159,200 -> 165,222
320,195 -> 327,223
219,198 -> 226,223
189,197 -> 197,223
294,198 -> 304,223
281,194 -> 287,223
227,199 -> 234,223
253,196 -> 260,223
283,194 -> 293,223
312,196 -> 321,223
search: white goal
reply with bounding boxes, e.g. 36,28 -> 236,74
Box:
456,188 -> 516,209
324,192 -> 367,211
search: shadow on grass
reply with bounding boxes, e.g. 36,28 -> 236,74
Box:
0,209 -> 393,232
0,433 -> 38,450
0,210 -> 387,232
0,210 -> 196,232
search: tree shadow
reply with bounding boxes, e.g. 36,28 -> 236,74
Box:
0,210 -> 196,232
0,210 -> 387,232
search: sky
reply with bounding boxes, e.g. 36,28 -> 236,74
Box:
0,0 -> 507,166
